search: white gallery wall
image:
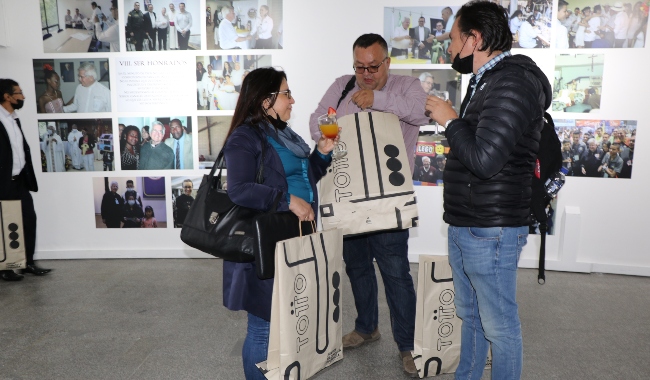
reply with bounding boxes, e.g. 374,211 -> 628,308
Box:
1,0 -> 649,276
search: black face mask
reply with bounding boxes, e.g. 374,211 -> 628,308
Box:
13,99 -> 24,110
451,37 -> 477,75
266,110 -> 288,130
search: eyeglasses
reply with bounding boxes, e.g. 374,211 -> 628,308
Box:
353,57 -> 388,74
270,89 -> 292,99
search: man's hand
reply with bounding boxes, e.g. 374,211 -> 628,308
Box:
351,89 -> 374,110
425,95 -> 458,125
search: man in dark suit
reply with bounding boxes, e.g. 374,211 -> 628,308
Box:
0,79 -> 51,281
410,16 -> 432,59
143,3 -> 157,50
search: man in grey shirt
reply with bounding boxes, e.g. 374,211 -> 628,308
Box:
309,33 -> 429,377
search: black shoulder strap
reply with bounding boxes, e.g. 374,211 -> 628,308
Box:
336,76 -> 357,109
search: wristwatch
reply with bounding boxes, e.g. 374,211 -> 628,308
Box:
444,118 -> 456,129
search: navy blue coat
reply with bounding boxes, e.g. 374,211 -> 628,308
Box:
222,122 -> 331,321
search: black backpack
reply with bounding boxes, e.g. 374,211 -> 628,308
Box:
530,112 -> 563,284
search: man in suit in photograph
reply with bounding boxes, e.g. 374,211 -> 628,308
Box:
143,3 -> 157,50
164,118 -> 193,169
0,79 -> 51,281
410,16 -> 432,59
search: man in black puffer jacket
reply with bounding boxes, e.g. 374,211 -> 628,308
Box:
425,2 -> 552,380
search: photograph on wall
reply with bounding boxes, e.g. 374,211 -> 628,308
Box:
41,0 -> 119,53
196,55 -> 272,110
170,176 -> 203,228
198,116 -> 232,169
412,131 -> 448,186
33,59 -> 111,114
93,176 -> 167,228
37,118 -> 113,173
555,118 -> 636,178
117,116 -> 193,170
552,54 -> 604,113
383,6 -> 460,64
391,68 -> 462,112
207,0 -> 284,50
502,0 -> 552,48
555,1 -> 648,48
124,1 -> 201,51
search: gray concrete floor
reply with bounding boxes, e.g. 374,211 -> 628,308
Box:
1,259 -> 649,379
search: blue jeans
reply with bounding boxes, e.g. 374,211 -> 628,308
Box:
343,229 -> 416,352
447,226 -> 528,380
242,313 -> 270,380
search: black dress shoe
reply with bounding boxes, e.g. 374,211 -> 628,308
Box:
22,265 -> 52,276
1,270 -> 24,281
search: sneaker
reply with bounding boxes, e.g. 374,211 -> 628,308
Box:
401,352 -> 418,378
342,328 -> 381,349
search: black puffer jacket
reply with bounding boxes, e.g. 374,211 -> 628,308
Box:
443,54 -> 552,227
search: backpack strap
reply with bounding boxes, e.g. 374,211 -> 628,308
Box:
336,76 -> 357,109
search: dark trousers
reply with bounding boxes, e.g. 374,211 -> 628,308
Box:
158,27 -> 168,50
132,31 -> 144,51
147,29 -> 157,50
1,176 -> 37,266
390,48 -> 409,57
615,38 -> 626,48
177,30 -> 190,50
256,37 -> 273,49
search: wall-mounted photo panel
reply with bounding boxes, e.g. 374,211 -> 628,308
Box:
37,118 -> 113,173
93,176 -> 167,228
412,131 -> 447,186
391,68 -> 462,111
195,55 -> 271,110
41,0 -> 119,53
555,118 -> 636,178
555,1 -> 648,49
383,6 -> 460,64
198,115 -> 232,169
504,0 -> 552,48
33,59 -> 111,114
170,176 -> 203,228
207,0 -> 284,50
117,116 -> 193,170
552,53 -> 604,113
124,1 -> 201,51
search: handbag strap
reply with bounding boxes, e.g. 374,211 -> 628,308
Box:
211,126 -> 267,189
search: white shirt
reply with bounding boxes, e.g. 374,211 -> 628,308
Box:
65,14 -> 73,25
146,11 -> 156,28
63,81 -> 112,113
584,16 -> 601,42
518,21 -> 541,48
392,26 -> 410,49
95,22 -> 120,52
219,20 -> 239,49
0,106 -> 26,176
230,67 -> 245,86
614,11 -> 629,39
554,18 -> 569,48
175,10 -> 192,33
257,16 -> 273,39
417,26 -> 425,41
158,14 -> 169,29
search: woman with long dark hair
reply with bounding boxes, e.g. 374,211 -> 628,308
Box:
221,67 -> 336,379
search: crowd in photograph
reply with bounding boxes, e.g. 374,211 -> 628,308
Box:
39,120 -> 112,172
557,124 -> 635,178
100,180 -> 158,228
555,0 -> 648,48
507,0 -> 552,48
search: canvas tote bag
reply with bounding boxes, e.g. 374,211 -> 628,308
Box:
0,201 -> 27,271
319,112 -> 418,236
412,255 -> 491,378
257,227 -> 344,379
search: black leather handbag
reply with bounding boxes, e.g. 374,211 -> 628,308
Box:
180,130 -> 313,279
